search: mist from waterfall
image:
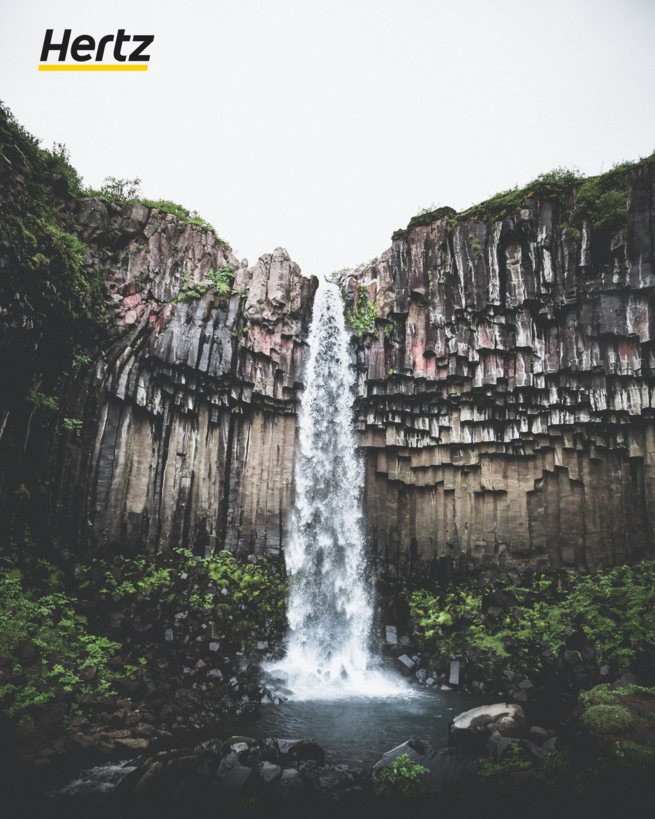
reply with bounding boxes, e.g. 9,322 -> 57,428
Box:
272,281 -> 406,700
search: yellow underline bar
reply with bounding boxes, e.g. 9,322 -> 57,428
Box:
38,64 -> 148,71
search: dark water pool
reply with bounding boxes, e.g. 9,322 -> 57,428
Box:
220,688 -> 479,765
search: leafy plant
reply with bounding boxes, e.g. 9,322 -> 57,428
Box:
86,176 -> 142,203
374,753 -> 429,798
174,264 -> 235,303
347,288 -> 376,337
479,743 -> 532,783
26,390 -> 58,412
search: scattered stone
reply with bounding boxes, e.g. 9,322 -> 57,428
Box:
450,703 -> 526,755
397,655 -> 416,675
611,672 -> 638,690
217,764 -> 253,793
115,737 -> 149,750
385,626 -> 398,644
258,761 -> 282,783
449,660 -> 460,686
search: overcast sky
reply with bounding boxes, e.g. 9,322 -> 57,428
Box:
2,0 -> 654,277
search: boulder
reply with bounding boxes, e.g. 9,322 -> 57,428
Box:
217,764 -> 253,793
373,738 -> 478,792
450,703 -> 526,755
486,732 -> 517,762
257,761 -> 282,783
278,737 -> 325,763
396,654 -> 416,675
385,626 -> 398,644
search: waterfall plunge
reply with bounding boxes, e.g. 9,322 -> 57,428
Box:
273,282 -> 406,700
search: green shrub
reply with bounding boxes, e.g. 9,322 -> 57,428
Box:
0,568 -> 122,717
374,753 -> 429,798
479,743 -> 532,783
347,288 -> 376,337
581,704 -> 634,735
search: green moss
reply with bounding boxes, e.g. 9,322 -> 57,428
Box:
390,151 -> 655,241
392,205 -> 457,241
478,743 -> 532,783
580,685 -> 618,708
581,704 -> 634,735
612,741 -> 655,770
471,236 -> 483,257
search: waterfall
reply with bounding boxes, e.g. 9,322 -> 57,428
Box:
272,282 -> 404,699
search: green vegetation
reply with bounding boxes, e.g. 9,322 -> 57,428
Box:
174,264 -> 236,303
85,176 -> 226,243
374,753 -> 429,799
392,205 -> 457,241
579,683 -> 655,736
0,103 -> 108,325
0,530 -> 288,724
347,288 -> 376,337
581,703 -> 634,735
79,547 -> 288,649
0,555 -> 123,718
479,743 -> 532,782
86,176 -> 142,203
390,151 -> 655,251
26,390 -> 59,413
403,560 -> 655,688
471,236 -> 483,257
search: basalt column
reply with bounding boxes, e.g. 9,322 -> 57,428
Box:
344,165 -> 655,574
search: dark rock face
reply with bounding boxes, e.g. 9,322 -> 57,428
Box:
4,137 -> 655,574
3,195 -> 318,561
344,165 -> 655,572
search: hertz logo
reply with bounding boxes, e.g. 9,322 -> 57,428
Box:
39,29 -> 154,71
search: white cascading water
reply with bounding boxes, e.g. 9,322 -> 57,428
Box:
272,282 -> 405,699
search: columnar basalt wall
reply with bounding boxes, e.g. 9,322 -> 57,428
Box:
344,165 -> 655,573
85,215 -> 317,560
0,189 -> 317,561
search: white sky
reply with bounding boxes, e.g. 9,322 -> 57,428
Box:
2,0 -> 654,278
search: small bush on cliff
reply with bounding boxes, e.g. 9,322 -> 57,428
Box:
87,175 -> 142,203
174,264 -> 235,302
85,177 -> 227,243
347,289 -> 376,337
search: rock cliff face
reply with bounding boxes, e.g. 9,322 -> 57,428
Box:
3,110 -> 655,575
77,204 -> 317,561
344,164 -> 655,573
0,188 -> 317,562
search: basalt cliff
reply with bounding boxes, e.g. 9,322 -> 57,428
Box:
2,105 -> 655,575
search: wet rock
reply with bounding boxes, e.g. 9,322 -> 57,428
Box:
373,738 -> 478,792
385,626 -> 398,644
278,737 -> 325,763
397,654 -> 416,674
217,764 -> 253,793
611,672 -> 638,689
521,739 -> 548,763
449,660 -> 460,685
450,703 -> 526,754
486,732 -> 517,762
258,760 -> 282,783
